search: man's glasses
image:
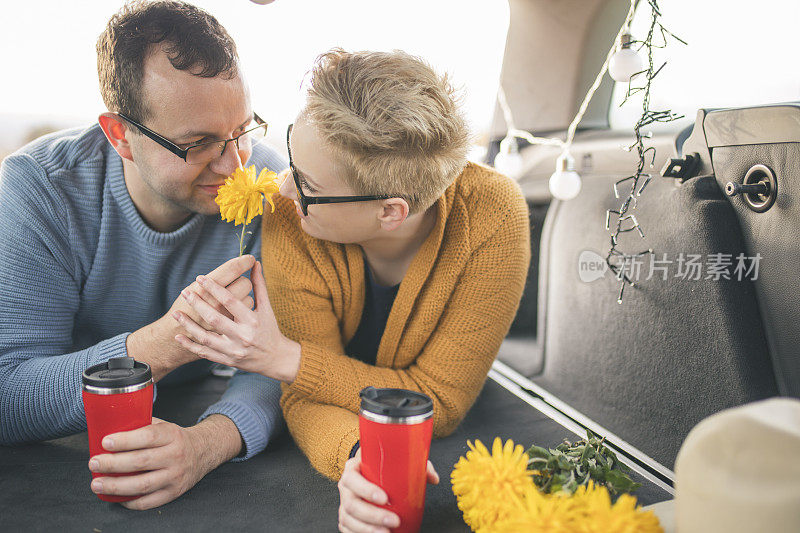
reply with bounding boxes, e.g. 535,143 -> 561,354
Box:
117,112 -> 268,165
286,123 -> 393,216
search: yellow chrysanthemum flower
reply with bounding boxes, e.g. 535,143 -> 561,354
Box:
452,440 -> 663,533
215,165 -> 279,255
489,482 -> 663,533
451,438 -> 533,532
571,482 -> 663,533
215,165 -> 279,226
491,485 -> 578,533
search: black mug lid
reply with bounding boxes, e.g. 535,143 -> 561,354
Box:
359,387 -> 433,417
82,357 -> 152,389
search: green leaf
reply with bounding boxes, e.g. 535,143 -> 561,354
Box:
603,470 -> 641,495
526,445 -> 550,459
563,476 -> 579,495
557,456 -> 574,470
595,453 -> 608,469
605,447 -> 619,464
526,432 -> 641,496
580,444 -> 594,462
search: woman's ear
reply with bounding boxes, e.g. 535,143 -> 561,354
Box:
98,113 -> 134,162
378,198 -> 410,231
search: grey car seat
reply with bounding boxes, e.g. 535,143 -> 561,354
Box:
526,103 -> 799,469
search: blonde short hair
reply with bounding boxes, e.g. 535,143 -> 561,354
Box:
303,49 -> 470,214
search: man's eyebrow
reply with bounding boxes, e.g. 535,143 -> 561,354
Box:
178,115 -> 253,141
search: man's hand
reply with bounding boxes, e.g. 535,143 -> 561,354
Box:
172,259 -> 302,383
337,450 -> 439,533
127,255 -> 257,381
87,415 -> 242,510
170,256 -> 256,331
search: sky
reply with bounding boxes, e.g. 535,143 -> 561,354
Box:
0,0 -> 797,154
0,0 -> 510,154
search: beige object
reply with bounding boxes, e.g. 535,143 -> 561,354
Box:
644,500 -> 675,533
675,397 -> 800,533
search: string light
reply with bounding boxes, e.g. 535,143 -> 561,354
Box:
606,0 -> 686,303
549,153 -> 582,201
609,33 -> 645,83
495,0 -> 684,303
495,0 -> 639,199
493,130 -> 524,180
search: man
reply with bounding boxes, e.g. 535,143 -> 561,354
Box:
0,1 -> 284,510
174,49 -> 530,532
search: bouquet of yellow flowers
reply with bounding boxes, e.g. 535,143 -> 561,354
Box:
451,437 -> 662,532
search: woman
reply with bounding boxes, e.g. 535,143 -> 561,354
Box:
173,48 -> 530,532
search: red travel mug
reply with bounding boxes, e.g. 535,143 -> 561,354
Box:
82,356 -> 154,503
359,387 -> 434,533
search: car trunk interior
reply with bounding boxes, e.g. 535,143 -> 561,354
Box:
492,0 -> 795,473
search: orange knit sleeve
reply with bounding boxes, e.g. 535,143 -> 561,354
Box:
261,196 -> 347,355
263,197 -> 363,480
279,387 -> 360,481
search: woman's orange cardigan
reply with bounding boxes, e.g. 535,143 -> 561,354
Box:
261,162 -> 531,480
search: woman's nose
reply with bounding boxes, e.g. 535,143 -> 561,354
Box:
278,169 -> 296,199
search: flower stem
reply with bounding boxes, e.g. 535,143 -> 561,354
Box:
238,222 -> 247,257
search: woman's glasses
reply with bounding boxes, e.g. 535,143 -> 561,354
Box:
286,123 -> 394,216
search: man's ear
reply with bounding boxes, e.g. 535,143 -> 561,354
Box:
378,198 -> 410,231
98,112 -> 134,162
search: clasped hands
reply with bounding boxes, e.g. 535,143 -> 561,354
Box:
172,254 -> 301,383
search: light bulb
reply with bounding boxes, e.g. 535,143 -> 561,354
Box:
493,137 -> 523,179
549,153 -> 582,200
609,33 -> 644,83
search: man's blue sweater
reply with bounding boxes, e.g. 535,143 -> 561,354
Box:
0,124 -> 285,460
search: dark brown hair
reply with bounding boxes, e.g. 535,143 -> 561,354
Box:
97,0 -> 239,122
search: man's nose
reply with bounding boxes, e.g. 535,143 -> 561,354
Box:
209,140 -> 245,175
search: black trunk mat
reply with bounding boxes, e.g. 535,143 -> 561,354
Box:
0,375 -> 672,532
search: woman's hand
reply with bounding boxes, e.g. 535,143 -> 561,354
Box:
337,451 -> 439,533
172,257 -> 301,382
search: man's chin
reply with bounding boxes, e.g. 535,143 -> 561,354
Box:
185,196 -> 221,217
199,205 -> 222,217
